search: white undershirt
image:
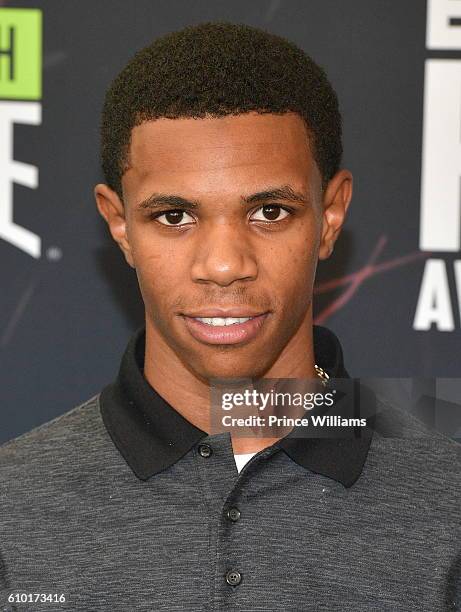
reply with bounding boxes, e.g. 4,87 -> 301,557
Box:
233,452 -> 257,473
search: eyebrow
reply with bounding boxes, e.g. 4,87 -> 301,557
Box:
135,185 -> 310,212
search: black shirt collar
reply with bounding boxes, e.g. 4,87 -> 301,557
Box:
100,325 -> 375,488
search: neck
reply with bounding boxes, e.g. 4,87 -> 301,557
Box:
143,305 -> 317,454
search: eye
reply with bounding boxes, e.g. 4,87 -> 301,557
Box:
250,204 -> 291,222
154,209 -> 195,226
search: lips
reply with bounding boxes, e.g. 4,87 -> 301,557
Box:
183,308 -> 267,318
194,316 -> 254,326
181,311 -> 269,345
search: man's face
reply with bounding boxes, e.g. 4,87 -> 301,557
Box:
96,112 -> 351,379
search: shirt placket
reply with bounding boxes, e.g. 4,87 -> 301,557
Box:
193,432 -> 279,611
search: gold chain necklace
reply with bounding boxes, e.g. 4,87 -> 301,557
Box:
314,364 -> 330,387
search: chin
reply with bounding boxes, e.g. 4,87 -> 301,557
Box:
196,355 -> 269,382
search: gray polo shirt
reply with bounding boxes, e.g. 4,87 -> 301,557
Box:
0,326 -> 460,611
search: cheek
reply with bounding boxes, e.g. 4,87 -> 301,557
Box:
265,232 -> 318,289
262,232 -> 319,330
130,233 -> 181,309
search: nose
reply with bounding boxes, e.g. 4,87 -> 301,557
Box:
190,220 -> 258,286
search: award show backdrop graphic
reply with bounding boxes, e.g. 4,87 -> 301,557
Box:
0,1 -> 460,443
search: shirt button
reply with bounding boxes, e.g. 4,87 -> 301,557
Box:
225,569 -> 242,586
226,507 -> 241,522
198,443 -> 212,458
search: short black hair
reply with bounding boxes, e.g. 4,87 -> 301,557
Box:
100,21 -> 342,198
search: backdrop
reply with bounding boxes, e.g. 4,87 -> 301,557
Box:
1,0 -> 460,443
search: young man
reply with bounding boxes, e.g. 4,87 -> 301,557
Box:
1,21 -> 460,612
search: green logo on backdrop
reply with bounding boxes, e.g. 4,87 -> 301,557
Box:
0,8 -> 42,100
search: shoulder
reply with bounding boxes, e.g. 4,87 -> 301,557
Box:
366,393 -> 461,497
0,394 -> 111,477
372,391 -> 461,448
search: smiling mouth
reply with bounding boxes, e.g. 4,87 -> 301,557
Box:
193,316 -> 256,326
181,312 -> 270,345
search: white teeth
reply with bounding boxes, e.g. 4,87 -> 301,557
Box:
195,317 -> 253,326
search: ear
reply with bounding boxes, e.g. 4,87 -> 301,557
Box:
94,183 -> 135,268
318,169 -> 353,260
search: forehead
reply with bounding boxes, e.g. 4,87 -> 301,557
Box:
123,111 -> 319,197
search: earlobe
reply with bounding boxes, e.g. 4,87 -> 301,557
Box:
318,170 -> 353,261
94,183 -> 135,268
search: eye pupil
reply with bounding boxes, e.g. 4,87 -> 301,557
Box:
165,211 -> 183,224
262,205 -> 280,221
